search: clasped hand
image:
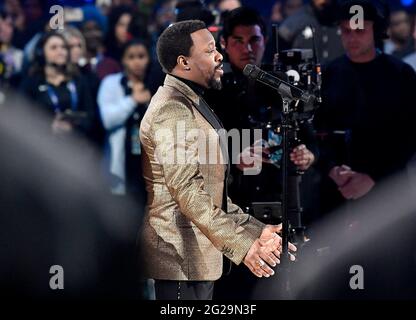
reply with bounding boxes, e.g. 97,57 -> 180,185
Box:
243,224 -> 297,278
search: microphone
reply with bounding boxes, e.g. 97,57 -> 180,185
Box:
243,64 -> 315,106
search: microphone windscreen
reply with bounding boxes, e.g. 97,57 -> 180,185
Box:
243,64 -> 256,78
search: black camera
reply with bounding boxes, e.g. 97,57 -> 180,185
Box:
277,49 -> 314,86
272,48 -> 321,115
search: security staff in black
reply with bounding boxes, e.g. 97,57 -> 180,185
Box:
279,0 -> 344,65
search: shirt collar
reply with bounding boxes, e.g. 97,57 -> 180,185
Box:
170,74 -> 205,96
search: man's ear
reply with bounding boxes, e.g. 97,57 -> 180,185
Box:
220,36 -> 226,50
177,55 -> 191,71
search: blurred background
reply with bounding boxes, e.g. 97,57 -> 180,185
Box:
1,0 -> 416,300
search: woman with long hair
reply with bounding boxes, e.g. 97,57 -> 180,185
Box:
104,6 -> 133,62
20,31 -> 95,138
60,26 -> 87,68
60,26 -> 107,148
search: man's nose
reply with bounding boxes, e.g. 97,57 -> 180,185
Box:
244,42 -> 253,53
216,51 -> 223,63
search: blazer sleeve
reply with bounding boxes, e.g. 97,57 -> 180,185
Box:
151,100 -> 264,265
226,196 -> 265,238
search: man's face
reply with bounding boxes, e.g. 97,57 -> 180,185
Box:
82,21 -> 104,53
224,24 -> 265,71
188,28 -> 224,90
389,11 -> 411,43
340,20 -> 375,61
284,0 -> 303,17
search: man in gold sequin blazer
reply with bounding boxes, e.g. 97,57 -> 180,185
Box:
140,20 -> 295,300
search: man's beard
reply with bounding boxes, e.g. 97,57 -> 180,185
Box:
395,35 -> 411,45
208,76 -> 222,90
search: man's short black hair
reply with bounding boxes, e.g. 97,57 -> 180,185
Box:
337,0 -> 389,39
157,20 -> 206,73
222,7 -> 267,42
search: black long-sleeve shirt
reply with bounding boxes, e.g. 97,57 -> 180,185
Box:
316,53 -> 416,181
20,73 -> 95,138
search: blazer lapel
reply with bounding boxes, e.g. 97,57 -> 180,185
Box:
194,97 -> 229,168
194,97 -> 230,212
193,97 -> 222,131
165,74 -> 230,211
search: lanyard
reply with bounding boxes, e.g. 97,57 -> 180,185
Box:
89,54 -> 103,72
47,80 -> 78,113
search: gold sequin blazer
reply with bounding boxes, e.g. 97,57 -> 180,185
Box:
139,74 -> 264,281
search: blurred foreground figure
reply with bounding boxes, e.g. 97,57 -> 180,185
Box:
0,91 -> 146,299
255,169 -> 416,299
278,0 -> 344,64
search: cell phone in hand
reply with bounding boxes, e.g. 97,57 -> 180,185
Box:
60,110 -> 87,124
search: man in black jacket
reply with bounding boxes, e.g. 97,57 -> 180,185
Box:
316,0 -> 416,213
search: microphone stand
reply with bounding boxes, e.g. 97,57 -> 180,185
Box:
243,27 -> 320,296
281,98 -> 291,263
280,97 -> 304,298
271,26 -> 304,267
